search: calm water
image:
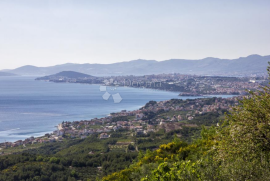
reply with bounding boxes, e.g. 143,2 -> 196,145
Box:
0,76 -> 234,143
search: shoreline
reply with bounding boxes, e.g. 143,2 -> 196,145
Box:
0,77 -> 240,146
0,83 -> 178,145
0,93 -> 237,146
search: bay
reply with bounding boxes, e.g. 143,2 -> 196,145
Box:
0,76 -> 234,143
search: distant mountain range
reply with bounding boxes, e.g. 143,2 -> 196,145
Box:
1,54 -> 269,76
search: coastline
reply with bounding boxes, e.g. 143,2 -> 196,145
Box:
0,93 -> 237,147
0,77 -> 240,147
0,78 -> 179,144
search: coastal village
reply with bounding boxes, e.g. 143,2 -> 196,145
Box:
0,95 -> 240,153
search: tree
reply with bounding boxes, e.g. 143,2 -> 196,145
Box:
214,63 -> 270,180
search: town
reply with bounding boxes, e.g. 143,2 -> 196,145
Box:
37,72 -> 267,96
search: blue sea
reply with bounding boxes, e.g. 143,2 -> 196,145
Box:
0,76 -> 234,143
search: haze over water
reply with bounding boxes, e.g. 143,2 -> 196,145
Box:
0,76 -> 234,143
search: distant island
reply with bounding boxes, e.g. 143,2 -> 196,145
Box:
36,71 -> 104,84
36,71 -> 95,80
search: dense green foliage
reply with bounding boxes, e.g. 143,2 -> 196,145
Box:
103,74 -> 270,180
0,127 -> 188,181
0,134 -> 139,181
190,111 -> 226,126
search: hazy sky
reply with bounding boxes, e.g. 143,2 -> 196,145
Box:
0,0 -> 270,69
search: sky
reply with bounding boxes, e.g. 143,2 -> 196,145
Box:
0,0 -> 270,69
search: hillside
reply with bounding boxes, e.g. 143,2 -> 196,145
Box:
103,80 -> 270,181
0,97 -> 233,180
2,55 -> 270,76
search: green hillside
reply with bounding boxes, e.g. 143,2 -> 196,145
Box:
103,67 -> 270,181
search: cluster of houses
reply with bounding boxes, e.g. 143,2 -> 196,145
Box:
0,134 -> 63,151
100,74 -> 265,95
51,96 -> 240,137
207,81 -> 261,95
